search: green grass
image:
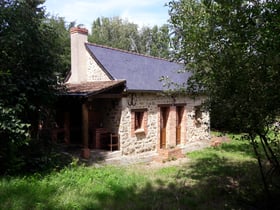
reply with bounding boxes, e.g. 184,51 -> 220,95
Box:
0,135 -> 277,210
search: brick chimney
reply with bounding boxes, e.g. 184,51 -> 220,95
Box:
67,27 -> 89,83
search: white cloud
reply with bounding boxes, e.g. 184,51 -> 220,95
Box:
44,0 -> 169,31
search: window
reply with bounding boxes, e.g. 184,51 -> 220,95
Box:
194,106 -> 202,126
131,109 -> 147,135
135,111 -> 144,130
195,106 -> 202,119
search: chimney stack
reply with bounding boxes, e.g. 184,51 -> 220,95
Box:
67,27 -> 89,83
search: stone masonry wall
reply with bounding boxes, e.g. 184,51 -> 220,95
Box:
185,98 -> 210,142
102,99 -> 122,135
85,54 -> 210,155
118,93 -> 210,156
86,52 -> 110,81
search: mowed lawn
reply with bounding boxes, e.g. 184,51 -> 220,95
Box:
0,135 -> 270,210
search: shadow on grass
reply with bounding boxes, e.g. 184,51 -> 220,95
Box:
0,177 -> 58,209
89,159 -> 262,210
1,145 -> 279,210
218,138 -> 256,158
91,156 -> 278,210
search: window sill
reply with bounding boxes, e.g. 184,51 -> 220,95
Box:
134,128 -> 145,134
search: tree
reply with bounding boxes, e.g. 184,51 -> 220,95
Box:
0,0 -> 67,174
89,17 -> 171,58
139,24 -> 170,58
90,17 -> 140,52
168,0 -> 280,197
45,16 -> 71,77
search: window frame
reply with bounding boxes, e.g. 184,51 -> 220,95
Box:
131,108 -> 148,136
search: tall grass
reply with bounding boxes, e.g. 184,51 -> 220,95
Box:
0,135 -> 277,210
0,165 -> 147,210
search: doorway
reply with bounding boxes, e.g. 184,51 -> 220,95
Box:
160,107 -> 169,149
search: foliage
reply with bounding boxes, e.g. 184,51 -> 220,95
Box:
168,0 -> 280,195
44,16 -> 71,78
139,24 -> 170,59
89,16 -> 171,58
1,136 -> 279,209
90,17 -> 139,52
0,0 -> 68,174
169,0 -> 280,131
0,103 -> 31,174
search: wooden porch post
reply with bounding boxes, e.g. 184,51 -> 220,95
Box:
81,102 -> 90,158
64,112 -> 70,144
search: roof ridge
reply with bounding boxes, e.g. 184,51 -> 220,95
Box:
86,42 -> 172,62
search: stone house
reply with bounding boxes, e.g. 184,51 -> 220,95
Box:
55,27 -> 210,159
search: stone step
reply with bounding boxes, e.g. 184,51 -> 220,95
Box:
104,151 -> 157,165
181,140 -> 211,153
90,150 -> 121,161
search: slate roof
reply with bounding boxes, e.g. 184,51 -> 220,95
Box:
65,80 -> 125,97
86,43 -> 191,92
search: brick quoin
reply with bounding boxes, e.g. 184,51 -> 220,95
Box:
131,111 -> 135,137
144,111 -> 148,135
168,106 -> 177,147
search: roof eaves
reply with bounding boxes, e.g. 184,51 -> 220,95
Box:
126,89 -> 163,93
85,80 -> 126,97
58,92 -> 87,97
60,80 -> 126,98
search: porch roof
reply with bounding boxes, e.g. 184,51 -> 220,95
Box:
64,80 -> 126,97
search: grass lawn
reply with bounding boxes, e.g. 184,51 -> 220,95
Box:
0,135 -> 276,210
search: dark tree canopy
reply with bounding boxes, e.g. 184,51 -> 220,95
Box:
168,0 -> 280,195
169,0 -> 280,131
0,0 -> 68,174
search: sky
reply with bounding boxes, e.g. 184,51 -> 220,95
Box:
43,0 -> 170,32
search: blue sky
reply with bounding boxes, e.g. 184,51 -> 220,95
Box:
43,0 -> 170,32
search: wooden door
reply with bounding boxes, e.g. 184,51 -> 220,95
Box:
160,107 -> 169,149
176,106 -> 184,145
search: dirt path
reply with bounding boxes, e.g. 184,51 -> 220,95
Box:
145,156 -> 192,169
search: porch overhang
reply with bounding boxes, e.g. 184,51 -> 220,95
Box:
57,80 -> 126,159
61,80 -> 126,99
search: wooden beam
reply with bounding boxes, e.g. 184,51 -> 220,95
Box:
64,112 -> 70,144
82,103 -> 89,148
81,103 -> 91,159
88,93 -> 123,99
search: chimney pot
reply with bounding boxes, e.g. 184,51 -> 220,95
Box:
70,27 -> 88,35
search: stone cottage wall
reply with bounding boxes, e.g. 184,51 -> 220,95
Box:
185,98 -> 210,142
84,53 -> 210,155
118,93 -> 210,156
102,99 -> 122,134
86,52 -> 110,81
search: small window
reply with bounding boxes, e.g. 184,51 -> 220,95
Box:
194,106 -> 202,126
135,111 -> 144,130
131,109 -> 147,135
195,106 -> 202,119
